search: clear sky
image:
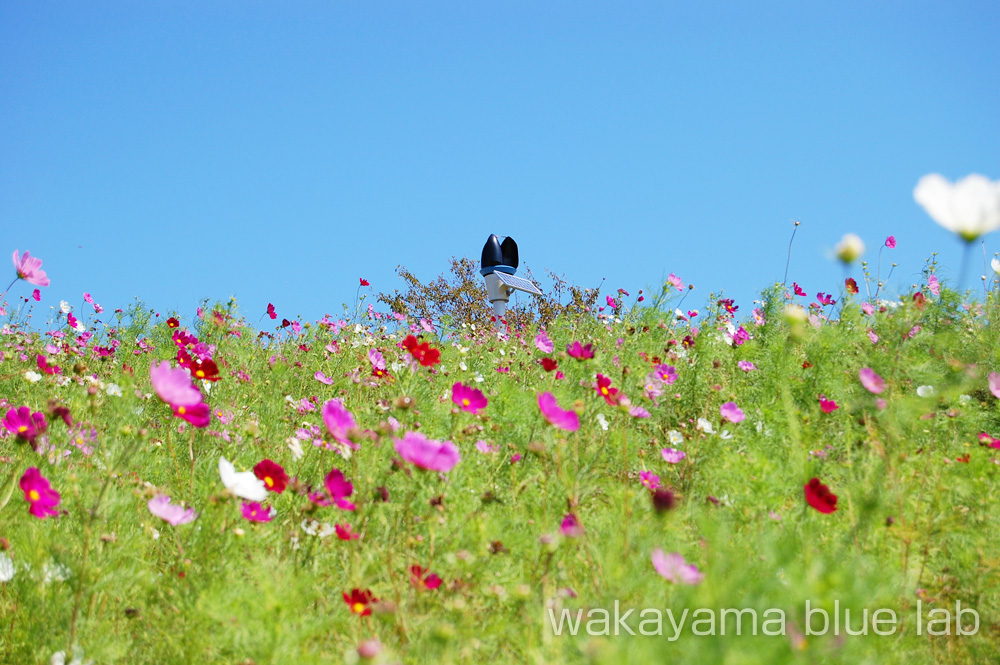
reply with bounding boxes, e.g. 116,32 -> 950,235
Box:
2,2 -> 998,327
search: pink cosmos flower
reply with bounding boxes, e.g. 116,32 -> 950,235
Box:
989,372 -> 1000,400
566,341 -> 595,360
861,302 -> 875,315
651,548 -> 703,585
640,470 -> 660,490
368,348 -> 386,371
885,235 -> 896,248
661,448 -> 686,464
314,468 -> 357,510
720,401 -> 745,423
629,406 -> 651,418
560,513 -> 583,538
452,382 -> 488,413
148,494 -> 197,526
868,330 -> 879,344
535,330 -> 554,353
150,360 -> 203,407
819,396 -> 839,413
322,399 -> 359,450
314,371 -> 334,385
859,368 -> 886,394
653,364 -> 678,385
172,402 -> 211,428
737,361 -> 757,372
12,250 -> 50,287
667,273 -> 684,291
475,440 -> 499,454
928,275 -> 940,296
394,432 -> 460,472
3,406 -> 47,445
537,392 -> 580,432
241,501 -> 274,522
20,467 -> 60,518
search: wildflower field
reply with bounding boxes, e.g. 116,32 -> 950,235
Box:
2,237 -> 1000,664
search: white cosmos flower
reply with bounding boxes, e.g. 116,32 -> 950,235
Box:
992,257 -> 1000,275
24,370 -> 42,383
914,174 -> 1000,242
59,300 -> 71,314
0,553 -> 14,582
696,418 -> 715,434
218,456 -> 267,501
917,385 -> 935,398
667,430 -> 684,445
595,413 -> 609,431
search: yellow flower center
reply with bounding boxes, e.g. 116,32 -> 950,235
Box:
76,437 -> 84,445
352,602 -> 365,614
264,476 -> 274,487
600,387 -> 609,396
29,489 -> 40,501
462,398 -> 470,407
196,370 -> 205,378
17,425 -> 28,434
177,406 -> 187,415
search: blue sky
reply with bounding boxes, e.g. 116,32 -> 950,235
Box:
2,2 -> 998,327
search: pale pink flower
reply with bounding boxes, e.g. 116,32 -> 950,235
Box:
475,440 -> 499,454
661,448 -> 686,464
629,406 -> 651,418
666,273 -> 684,291
737,361 -> 757,372
861,302 -> 875,315
367,348 -> 385,371
990,372 -> 1000,399
537,392 -> 579,432
534,330 -> 554,353
148,494 -> 197,526
928,274 -> 940,296
859,368 -> 886,394
314,371 -> 334,385
149,360 -> 203,407
394,432 -> 460,472
12,250 -> 50,287
720,401 -> 744,423
651,548 -> 703,585
868,330 -> 879,344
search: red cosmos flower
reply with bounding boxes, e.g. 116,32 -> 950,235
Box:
682,335 -> 695,349
594,374 -> 620,406
402,335 -> 441,367
804,477 -> 838,514
845,278 -> 858,294
409,565 -> 443,591
343,588 -> 377,616
166,317 -> 179,329
281,318 -> 291,328
189,359 -> 221,382
253,459 -> 289,494
266,303 -> 276,320
541,357 -> 558,372
912,292 -> 926,310
360,278 -> 370,286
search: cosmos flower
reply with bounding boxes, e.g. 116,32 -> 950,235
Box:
804,477 -> 838,514
720,401 -> 744,423
172,402 -> 210,428
20,467 -> 60,518
3,406 -> 47,445
343,588 -> 377,616
541,357 -> 558,372
885,235 -> 896,248
560,513 -> 583,538
534,330 -> 554,353
639,471 -> 660,490
452,382 -> 488,414
147,494 -> 197,526
12,250 -> 50,287
990,372 -> 1000,400
336,523 -> 360,540
241,501 -> 274,522
393,432 -> 460,472
661,448 -> 686,464
737,361 -> 757,372
402,335 -> 440,367
818,396 -> 839,413
835,233 -> 865,263
322,399 -> 359,450
253,459 -> 289,494
537,392 -> 579,432
594,374 -> 620,406
651,549 -> 703,585
666,273 -> 684,291
859,368 -> 886,394
566,341 -> 595,360
914,173 -> 1000,242
150,361 -> 203,408
409,565 -> 443,590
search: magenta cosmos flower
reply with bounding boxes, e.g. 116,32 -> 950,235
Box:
147,494 -> 197,526
818,396 -> 839,413
537,392 -> 579,432
173,402 -> 210,428
3,406 -> 47,445
20,467 -> 60,518
452,382 -> 488,414
394,432 -> 460,473
322,399 -> 359,450
566,341 -> 595,360
12,250 -> 50,287
720,401 -> 745,423
651,548 -> 703,585
150,360 -> 203,407
560,513 -> 583,538
859,368 -> 886,394
241,501 -> 274,522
